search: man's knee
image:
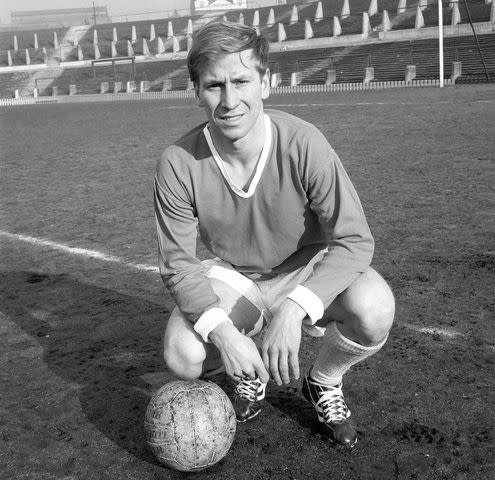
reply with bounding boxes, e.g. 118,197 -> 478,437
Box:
358,284 -> 395,344
163,309 -> 206,380
339,270 -> 395,345
163,338 -> 205,380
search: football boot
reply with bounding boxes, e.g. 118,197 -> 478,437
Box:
234,376 -> 267,423
302,374 -> 357,448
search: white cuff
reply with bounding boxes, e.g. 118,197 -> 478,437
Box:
287,285 -> 324,324
194,307 -> 233,343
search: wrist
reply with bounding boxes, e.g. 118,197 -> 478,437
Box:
275,299 -> 307,323
208,320 -> 238,345
194,307 -> 232,343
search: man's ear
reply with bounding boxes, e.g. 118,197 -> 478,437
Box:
261,68 -> 270,100
194,84 -> 204,107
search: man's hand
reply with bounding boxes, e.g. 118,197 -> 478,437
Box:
261,300 -> 306,386
209,321 -> 270,383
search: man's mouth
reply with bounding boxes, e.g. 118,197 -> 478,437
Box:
218,113 -> 244,122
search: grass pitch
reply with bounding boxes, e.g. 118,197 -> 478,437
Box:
0,84 -> 494,479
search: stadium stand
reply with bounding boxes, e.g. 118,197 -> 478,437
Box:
0,0 -> 494,98
0,27 -> 70,51
268,33 -> 495,85
254,31 -> 488,85
312,17 -> 336,38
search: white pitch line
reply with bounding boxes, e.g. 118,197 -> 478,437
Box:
0,231 -> 466,340
405,325 -> 462,339
0,230 -> 159,273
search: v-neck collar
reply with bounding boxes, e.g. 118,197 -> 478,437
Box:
203,114 -> 272,198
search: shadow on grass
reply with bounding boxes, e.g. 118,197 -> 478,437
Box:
0,270 -> 172,467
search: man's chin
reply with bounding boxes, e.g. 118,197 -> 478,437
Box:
212,125 -> 246,143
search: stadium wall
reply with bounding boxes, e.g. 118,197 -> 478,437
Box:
0,79 -> 455,106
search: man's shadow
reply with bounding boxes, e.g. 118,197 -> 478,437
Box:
0,270 -> 174,465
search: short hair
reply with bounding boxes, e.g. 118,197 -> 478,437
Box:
187,21 -> 270,86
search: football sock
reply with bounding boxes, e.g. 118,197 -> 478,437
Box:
310,321 -> 388,386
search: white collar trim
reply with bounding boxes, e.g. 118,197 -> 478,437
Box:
203,114 -> 272,198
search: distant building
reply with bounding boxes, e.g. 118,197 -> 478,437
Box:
192,0 -> 248,14
10,7 -> 111,27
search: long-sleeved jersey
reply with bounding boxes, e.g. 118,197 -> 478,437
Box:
154,108 -> 374,330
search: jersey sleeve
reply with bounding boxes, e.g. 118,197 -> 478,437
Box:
288,126 -> 374,320
154,147 -> 220,324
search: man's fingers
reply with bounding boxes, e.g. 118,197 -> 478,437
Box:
289,351 -> 300,381
258,348 -> 271,383
235,369 -> 255,380
254,363 -> 270,384
269,351 -> 282,385
278,351 -> 290,385
262,348 -> 270,373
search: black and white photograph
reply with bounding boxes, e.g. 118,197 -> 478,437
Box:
1,0 -> 494,478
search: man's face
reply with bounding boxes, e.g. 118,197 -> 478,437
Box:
195,50 -> 270,144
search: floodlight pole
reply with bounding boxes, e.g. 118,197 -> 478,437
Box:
93,1 -> 97,26
438,0 -> 444,87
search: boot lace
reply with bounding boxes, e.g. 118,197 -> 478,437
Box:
316,384 -> 350,424
234,377 -> 266,402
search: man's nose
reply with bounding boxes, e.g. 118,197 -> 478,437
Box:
221,84 -> 239,110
